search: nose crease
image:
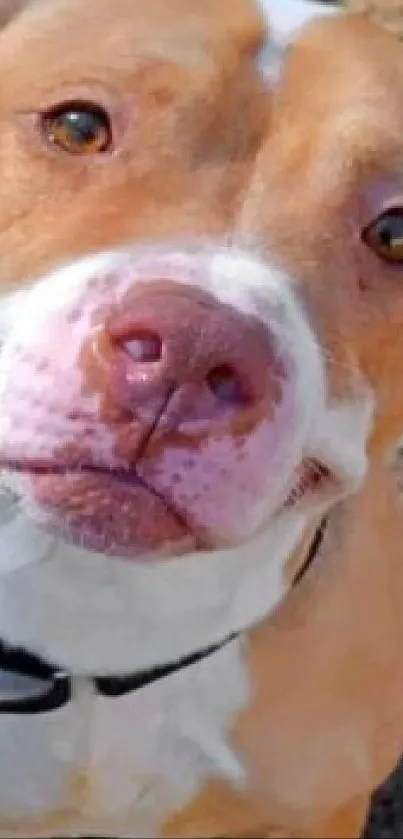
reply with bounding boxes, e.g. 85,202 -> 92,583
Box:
133,381 -> 177,466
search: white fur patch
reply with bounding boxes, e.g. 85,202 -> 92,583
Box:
0,640 -> 249,838
0,507 -> 303,674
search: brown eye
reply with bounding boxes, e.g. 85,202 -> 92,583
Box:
41,102 -> 112,155
362,207 -> 403,263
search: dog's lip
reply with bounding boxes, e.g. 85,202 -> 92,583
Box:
283,457 -> 339,510
2,456 -> 338,517
0,459 -> 210,554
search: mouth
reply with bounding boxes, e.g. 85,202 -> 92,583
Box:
283,457 -> 339,510
3,462 -> 200,560
0,452 -> 340,562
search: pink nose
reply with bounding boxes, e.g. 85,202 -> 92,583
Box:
6,279 -> 294,558
94,282 -> 283,431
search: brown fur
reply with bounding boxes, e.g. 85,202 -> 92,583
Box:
165,15 -> 403,836
2,4 -> 403,837
0,0 -> 268,285
218,15 -> 403,835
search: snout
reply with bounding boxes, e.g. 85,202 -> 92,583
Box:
0,249 -> 321,559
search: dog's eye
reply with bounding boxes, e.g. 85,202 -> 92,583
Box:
362,207 -> 403,264
41,102 -> 112,155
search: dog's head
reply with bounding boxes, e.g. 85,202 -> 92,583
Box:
0,3 -> 398,675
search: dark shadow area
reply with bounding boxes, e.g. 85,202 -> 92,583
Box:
364,757 -> 403,837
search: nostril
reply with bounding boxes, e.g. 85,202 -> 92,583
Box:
206,364 -> 250,406
121,329 -> 163,363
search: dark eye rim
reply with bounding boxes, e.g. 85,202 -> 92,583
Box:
40,99 -> 113,154
361,205 -> 403,265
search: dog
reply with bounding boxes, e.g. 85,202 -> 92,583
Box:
1,0 -> 403,837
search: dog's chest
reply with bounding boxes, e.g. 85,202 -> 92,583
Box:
0,639 -> 249,838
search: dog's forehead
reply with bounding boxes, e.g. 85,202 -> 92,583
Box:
260,14 -> 403,185
0,0 -> 265,73
9,0 -> 263,35
279,15 -> 403,123
0,0 -> 268,114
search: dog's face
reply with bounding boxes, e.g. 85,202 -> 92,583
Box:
0,4 -> 399,674
240,13 -> 403,456
0,0 -> 268,279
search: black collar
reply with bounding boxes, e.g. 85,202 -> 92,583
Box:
0,516 -> 327,715
292,515 -> 328,586
0,633 -> 236,715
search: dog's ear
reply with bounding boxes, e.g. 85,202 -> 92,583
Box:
0,0 -> 31,28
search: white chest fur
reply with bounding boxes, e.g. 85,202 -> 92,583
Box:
0,638 -> 249,838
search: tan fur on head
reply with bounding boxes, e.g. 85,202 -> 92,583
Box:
346,0 -> 403,38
